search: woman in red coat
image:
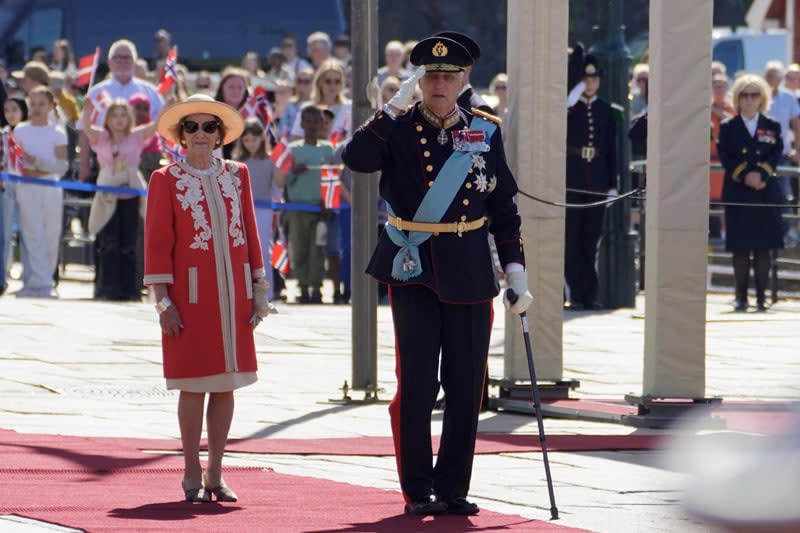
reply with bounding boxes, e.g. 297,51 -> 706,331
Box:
145,94 -> 271,502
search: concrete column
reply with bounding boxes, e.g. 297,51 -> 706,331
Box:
643,0 -> 713,397
504,0 -> 568,381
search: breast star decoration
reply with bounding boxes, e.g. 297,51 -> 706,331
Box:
473,172 -> 488,192
487,175 -> 498,193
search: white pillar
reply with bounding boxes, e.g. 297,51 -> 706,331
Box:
504,0 -> 568,381
643,0 -> 713,397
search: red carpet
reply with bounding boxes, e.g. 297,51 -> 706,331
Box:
0,430 -> 661,458
0,431 -> 591,532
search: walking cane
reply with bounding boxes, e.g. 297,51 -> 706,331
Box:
507,288 -> 559,520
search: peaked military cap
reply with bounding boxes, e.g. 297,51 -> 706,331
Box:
583,54 -> 601,77
434,31 -> 481,61
410,36 -> 472,72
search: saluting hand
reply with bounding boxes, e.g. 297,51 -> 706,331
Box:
386,65 -> 426,115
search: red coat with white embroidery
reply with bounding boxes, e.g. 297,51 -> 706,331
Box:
144,159 -> 265,379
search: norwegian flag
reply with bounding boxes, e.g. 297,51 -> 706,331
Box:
328,108 -> 350,146
76,47 -> 100,87
320,165 -> 342,209
270,138 -> 293,173
6,132 -> 24,175
240,86 -> 275,126
161,136 -> 187,163
157,46 -> 178,94
90,90 -> 113,126
271,240 -> 290,278
329,129 -> 343,147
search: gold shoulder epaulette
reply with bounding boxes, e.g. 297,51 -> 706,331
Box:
471,107 -> 502,125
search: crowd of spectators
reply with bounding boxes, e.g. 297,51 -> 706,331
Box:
0,28 -> 516,302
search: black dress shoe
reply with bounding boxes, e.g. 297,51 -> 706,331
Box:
756,301 -> 768,312
733,301 -> 747,312
564,302 -> 584,311
438,496 -> 479,515
404,498 -> 447,516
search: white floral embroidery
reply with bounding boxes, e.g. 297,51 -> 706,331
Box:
218,163 -> 245,247
170,165 -> 212,250
487,175 -> 498,193
473,172 -> 488,192
471,153 -> 486,172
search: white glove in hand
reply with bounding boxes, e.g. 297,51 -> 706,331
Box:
249,279 -> 275,327
607,188 -> 619,198
503,271 -> 533,315
387,65 -> 426,114
567,81 -> 586,108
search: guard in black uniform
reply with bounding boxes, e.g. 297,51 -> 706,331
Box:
564,55 -> 617,310
435,31 -> 494,114
342,35 -> 532,516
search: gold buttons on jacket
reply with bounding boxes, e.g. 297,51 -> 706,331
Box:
428,180 -> 434,187
460,215 -> 467,221
426,164 -> 434,172
462,199 -> 470,206
416,125 -> 423,132
465,182 -> 472,189
420,138 -> 428,145
423,150 -> 431,157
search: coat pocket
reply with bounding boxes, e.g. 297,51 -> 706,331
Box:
244,262 -> 253,299
188,267 -> 198,304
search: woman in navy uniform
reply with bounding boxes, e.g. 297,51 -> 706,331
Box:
717,74 -> 784,311
342,35 -> 532,516
564,55 -> 617,310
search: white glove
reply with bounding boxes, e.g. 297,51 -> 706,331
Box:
607,188 -> 619,198
567,81 -> 586,108
387,65 -> 426,114
249,279 -> 277,327
503,271 -> 533,315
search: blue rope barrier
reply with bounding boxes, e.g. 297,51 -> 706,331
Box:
0,172 -> 350,213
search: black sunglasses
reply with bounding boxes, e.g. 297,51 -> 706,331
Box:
181,120 -> 220,134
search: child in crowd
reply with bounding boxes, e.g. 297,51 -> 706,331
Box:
81,97 -> 156,300
13,87 -> 69,298
320,107 -> 351,304
276,105 -> 333,304
233,117 -> 276,301
0,97 -> 29,295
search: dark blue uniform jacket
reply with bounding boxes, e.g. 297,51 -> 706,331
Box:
342,104 -> 525,303
718,113 -> 785,251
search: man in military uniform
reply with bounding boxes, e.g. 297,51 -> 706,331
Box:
564,54 -> 617,311
435,31 -> 494,113
342,35 -> 533,516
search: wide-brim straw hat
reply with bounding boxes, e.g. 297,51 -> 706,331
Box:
157,94 -> 244,146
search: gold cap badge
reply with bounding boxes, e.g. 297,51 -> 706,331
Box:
585,64 -> 597,75
432,41 -> 448,57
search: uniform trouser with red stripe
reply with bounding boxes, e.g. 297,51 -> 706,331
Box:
388,284 -> 493,503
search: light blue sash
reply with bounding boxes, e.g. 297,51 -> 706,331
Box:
386,116 -> 496,280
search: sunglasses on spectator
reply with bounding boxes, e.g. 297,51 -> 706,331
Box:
111,55 -> 133,61
739,92 -> 761,99
323,78 -> 342,85
181,120 -> 220,134
297,78 -> 312,84
495,85 -> 507,90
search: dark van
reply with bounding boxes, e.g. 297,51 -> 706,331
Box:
0,0 -> 346,70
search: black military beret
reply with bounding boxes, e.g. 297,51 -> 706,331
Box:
434,31 -> 481,61
410,36 -> 473,72
583,54 -> 601,77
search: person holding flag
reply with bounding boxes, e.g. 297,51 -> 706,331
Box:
79,40 -> 164,184
0,97 -> 28,296
275,104 -> 333,304
157,46 -> 179,95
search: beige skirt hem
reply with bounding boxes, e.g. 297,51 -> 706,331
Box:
166,372 -> 257,393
